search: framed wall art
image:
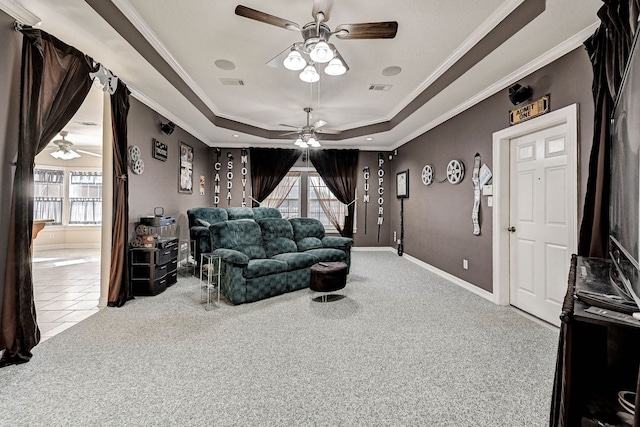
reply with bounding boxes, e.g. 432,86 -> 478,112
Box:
179,142 -> 193,193
396,169 -> 409,198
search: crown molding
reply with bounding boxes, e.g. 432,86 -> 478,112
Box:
110,0 -> 220,116
127,84 -> 213,146
0,0 -> 41,25
390,21 -> 600,151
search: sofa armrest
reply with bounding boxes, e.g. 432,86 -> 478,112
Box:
213,248 -> 250,266
322,236 -> 354,250
190,225 -> 210,239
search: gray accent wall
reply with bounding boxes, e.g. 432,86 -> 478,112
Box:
387,47 -> 594,292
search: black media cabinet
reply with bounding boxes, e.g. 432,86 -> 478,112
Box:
551,255 -> 640,426
129,237 -> 178,296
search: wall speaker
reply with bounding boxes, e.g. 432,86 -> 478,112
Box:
508,84 -> 532,105
160,121 -> 175,135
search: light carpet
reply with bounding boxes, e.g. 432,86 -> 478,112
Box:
0,251 -> 558,426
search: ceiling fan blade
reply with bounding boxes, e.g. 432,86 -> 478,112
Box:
313,119 -> 327,129
279,131 -> 300,136
235,5 -> 300,31
312,0 -> 334,22
278,124 -> 303,129
334,22 -> 398,39
76,149 -> 102,158
316,128 -> 342,135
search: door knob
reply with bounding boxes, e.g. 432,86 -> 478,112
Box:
507,226 -> 516,233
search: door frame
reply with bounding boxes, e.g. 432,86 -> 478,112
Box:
492,103 -> 578,306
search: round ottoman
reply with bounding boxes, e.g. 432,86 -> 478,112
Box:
310,261 -> 348,302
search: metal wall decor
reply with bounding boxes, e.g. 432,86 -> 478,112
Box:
213,148 -> 221,206
472,153 -> 481,235
128,145 -> 144,175
226,152 -> 234,204
421,164 -> 433,186
241,149 -> 248,207
446,160 -> 465,184
377,153 -> 385,242
362,167 -> 370,234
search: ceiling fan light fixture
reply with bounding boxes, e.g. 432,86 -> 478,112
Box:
299,64 -> 320,83
324,57 -> 346,76
51,148 -> 81,160
283,50 -> 307,71
309,41 -> 333,63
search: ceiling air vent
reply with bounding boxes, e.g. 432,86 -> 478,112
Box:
220,78 -> 245,86
369,84 -> 392,91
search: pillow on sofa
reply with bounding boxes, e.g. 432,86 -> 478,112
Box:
196,218 -> 211,227
297,237 -> 323,251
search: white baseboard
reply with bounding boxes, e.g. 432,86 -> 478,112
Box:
403,253 -> 494,302
356,247 -> 494,302
352,246 -> 396,252
34,243 -> 101,252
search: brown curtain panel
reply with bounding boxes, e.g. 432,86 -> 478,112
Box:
578,0 -> 640,258
309,149 -> 359,237
250,148 -> 301,206
107,81 -> 132,307
1,29 -> 94,367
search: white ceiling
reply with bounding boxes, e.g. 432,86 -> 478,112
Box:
4,0 -> 602,150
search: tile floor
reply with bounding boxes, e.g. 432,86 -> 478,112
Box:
33,248 -> 101,342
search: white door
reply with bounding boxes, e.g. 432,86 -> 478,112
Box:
509,123 -> 575,326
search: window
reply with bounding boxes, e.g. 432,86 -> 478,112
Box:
69,171 -> 102,224
33,168 -> 102,226
264,170 -> 352,233
308,173 -> 347,229
263,172 -> 300,218
34,169 -> 64,225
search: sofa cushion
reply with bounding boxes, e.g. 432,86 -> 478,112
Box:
297,237 -> 323,251
304,248 -> 346,263
289,217 -> 326,241
227,207 -> 255,220
257,218 -> 297,257
244,258 -> 288,279
264,238 -> 297,257
252,207 -> 282,220
272,252 -> 318,270
210,219 -> 266,260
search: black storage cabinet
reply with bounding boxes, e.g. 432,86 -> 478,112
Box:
129,237 -> 178,296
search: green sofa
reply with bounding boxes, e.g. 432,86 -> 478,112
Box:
187,206 -> 283,265
210,217 -> 353,304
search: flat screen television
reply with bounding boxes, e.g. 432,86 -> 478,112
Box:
610,25 -> 640,310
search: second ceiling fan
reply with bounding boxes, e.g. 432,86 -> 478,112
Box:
280,107 -> 340,148
235,0 -> 398,82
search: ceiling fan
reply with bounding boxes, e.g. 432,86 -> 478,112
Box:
235,0 -> 398,82
48,131 -> 101,160
280,107 -> 340,148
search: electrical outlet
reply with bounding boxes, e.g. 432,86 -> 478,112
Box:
49,233 -> 54,239
463,259 -> 468,270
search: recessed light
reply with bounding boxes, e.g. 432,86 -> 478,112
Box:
366,137 -> 373,141
215,59 -> 236,70
232,134 -> 240,138
382,66 -> 402,76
